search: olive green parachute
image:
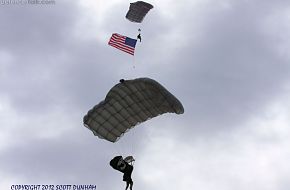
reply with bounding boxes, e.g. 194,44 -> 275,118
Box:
83,78 -> 184,142
125,1 -> 154,23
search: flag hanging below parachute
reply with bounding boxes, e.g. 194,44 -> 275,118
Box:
108,33 -> 137,55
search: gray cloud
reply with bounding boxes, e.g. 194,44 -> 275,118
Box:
1,0 -> 290,190
157,0 -> 290,137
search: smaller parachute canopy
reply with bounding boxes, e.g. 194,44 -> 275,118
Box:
126,1 -> 154,23
110,156 -> 122,169
110,156 -> 132,173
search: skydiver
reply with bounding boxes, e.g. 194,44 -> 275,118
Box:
137,33 -> 141,42
110,156 -> 135,190
137,28 -> 141,42
123,163 -> 134,190
123,157 -> 134,190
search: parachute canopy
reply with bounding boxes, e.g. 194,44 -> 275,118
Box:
125,1 -> 154,23
110,156 -> 134,173
110,156 -> 126,172
83,77 -> 184,143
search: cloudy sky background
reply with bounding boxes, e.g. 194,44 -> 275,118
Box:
1,0 -> 290,189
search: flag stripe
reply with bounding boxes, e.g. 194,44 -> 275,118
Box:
108,33 -> 137,55
109,44 -> 134,55
108,41 -> 135,54
109,43 -> 134,55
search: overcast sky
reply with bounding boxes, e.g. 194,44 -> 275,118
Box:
1,0 -> 290,189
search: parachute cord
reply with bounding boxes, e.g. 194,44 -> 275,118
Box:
115,142 -> 122,156
133,54 -> 136,69
130,138 -> 134,157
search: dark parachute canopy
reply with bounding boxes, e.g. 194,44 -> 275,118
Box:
110,156 -> 134,173
110,156 -> 126,172
83,78 -> 184,142
125,1 -> 154,23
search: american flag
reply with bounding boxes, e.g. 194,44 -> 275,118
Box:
108,33 -> 137,55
